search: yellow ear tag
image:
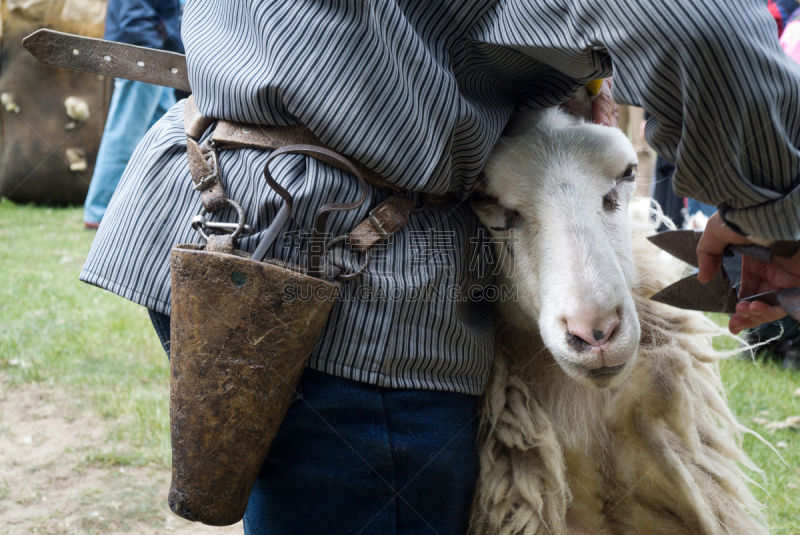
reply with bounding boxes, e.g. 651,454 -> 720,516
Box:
585,79 -> 603,96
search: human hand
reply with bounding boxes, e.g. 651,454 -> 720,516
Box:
697,212 -> 800,334
561,78 -> 619,128
591,78 -> 619,128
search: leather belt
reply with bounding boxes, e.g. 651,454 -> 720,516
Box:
184,96 -> 451,252
185,95 -> 403,194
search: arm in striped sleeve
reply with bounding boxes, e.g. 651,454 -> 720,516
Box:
473,0 -> 800,241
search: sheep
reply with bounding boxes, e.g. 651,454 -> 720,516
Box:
469,106 -> 767,535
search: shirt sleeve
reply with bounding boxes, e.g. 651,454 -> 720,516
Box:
472,0 -> 800,242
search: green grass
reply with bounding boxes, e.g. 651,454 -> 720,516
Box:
1,199 -> 799,532
0,199 -> 170,466
707,315 -> 800,534
719,357 -> 800,534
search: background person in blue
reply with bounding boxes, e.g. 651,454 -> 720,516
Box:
83,0 -> 184,230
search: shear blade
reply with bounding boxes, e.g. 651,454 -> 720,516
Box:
647,230 -> 704,268
650,268 -> 738,314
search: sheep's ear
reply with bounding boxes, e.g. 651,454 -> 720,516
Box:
469,181 -> 521,231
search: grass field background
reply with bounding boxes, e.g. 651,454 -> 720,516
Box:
1,199 -> 799,533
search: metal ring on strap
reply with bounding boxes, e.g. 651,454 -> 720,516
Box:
191,198 -> 250,241
324,235 -> 371,280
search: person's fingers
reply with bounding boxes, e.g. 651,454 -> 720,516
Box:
735,300 -> 749,314
738,257 -> 757,298
729,300 -> 766,334
592,79 -> 619,128
698,254 -> 723,285
739,250 -> 800,299
729,314 -> 760,335
747,300 -> 784,320
738,256 -> 771,298
696,212 -> 751,283
695,213 -> 799,333
728,300 -> 787,334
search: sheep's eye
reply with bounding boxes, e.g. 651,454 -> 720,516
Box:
619,164 -> 637,182
602,189 -> 620,211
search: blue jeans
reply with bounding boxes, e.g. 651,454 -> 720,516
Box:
84,79 -> 176,224
147,310 -> 480,535
687,198 -> 716,219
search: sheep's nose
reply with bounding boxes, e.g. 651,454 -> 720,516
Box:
566,309 -> 619,350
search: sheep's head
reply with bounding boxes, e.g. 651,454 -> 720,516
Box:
472,108 -> 640,388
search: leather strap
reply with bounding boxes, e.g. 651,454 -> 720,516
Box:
186,138 -> 227,212
182,96 -> 449,253
334,193 -> 417,257
183,96 -> 454,204
211,118 -> 453,206
23,29 -> 191,92
184,96 -> 214,140
348,195 -> 415,252
212,120 -> 403,194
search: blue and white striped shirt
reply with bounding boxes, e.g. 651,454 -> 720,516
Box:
81,0 -> 800,394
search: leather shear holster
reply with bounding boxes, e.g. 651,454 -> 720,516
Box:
168,97 -> 443,526
169,245 -> 337,525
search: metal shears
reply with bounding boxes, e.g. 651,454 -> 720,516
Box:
648,230 -> 800,321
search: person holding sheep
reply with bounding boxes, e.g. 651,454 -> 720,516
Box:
79,0 -> 800,532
